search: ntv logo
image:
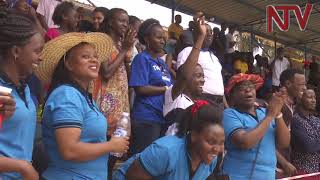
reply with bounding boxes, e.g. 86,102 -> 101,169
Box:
266,3 -> 313,33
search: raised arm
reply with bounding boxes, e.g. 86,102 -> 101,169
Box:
171,14 -> 206,100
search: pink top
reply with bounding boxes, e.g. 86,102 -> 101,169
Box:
45,28 -> 61,41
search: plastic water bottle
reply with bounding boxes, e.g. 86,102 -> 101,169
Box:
111,112 -> 131,157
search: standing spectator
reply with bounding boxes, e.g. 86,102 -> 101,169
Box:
93,8 -> 135,137
92,7 -> 109,32
276,69 -> 306,177
45,1 -> 79,41
218,22 -> 227,53
222,74 -> 290,180
36,0 -> 61,30
291,89 -> 320,176
177,20 -> 226,108
225,25 -> 236,54
163,16 -> 207,135
129,19 -> 172,154
210,27 -> 224,61
168,14 -> 183,41
38,33 -> 129,180
0,8 -> 44,179
180,21 -> 194,47
272,47 -> 291,92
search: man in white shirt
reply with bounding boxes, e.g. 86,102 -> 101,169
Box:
177,24 -> 226,108
272,47 -> 291,92
225,25 -> 236,54
36,0 -> 61,30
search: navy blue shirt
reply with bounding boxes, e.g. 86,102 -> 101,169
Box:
0,76 -> 36,179
222,108 -> 276,180
42,85 -> 108,180
129,51 -> 172,123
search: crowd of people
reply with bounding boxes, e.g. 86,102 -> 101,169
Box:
0,0 -> 319,179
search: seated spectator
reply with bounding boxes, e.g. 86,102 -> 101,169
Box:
92,7 -> 109,32
291,89 -> 320,175
114,101 -> 225,180
222,73 -> 290,180
45,1 -> 79,41
36,0 -> 61,30
168,14 -> 183,41
210,27 -> 224,62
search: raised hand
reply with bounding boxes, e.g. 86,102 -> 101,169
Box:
267,92 -> 285,118
193,11 -> 207,39
122,27 -> 137,51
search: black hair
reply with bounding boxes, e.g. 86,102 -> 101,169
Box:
138,18 -> 161,45
99,8 -> 127,34
277,47 -> 284,54
0,8 -> 37,60
52,1 -> 75,26
78,20 -> 94,32
129,15 -> 140,26
93,7 -> 109,18
280,68 -> 304,86
177,101 -> 223,137
47,42 -> 90,97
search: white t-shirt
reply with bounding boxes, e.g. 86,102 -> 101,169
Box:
163,86 -> 194,136
36,0 -> 61,29
226,33 -> 235,53
177,47 -> 224,96
272,57 -> 290,86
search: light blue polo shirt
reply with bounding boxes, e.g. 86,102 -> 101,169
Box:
222,108 -> 276,180
0,77 -> 36,179
113,135 -> 217,180
42,84 -> 108,180
129,51 -> 172,123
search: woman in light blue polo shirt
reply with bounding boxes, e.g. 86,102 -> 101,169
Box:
222,74 -> 291,180
113,101 -> 225,180
129,19 -> 173,154
0,9 -> 44,180
37,33 -> 129,180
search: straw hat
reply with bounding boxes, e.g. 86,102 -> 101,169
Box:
35,32 -> 113,83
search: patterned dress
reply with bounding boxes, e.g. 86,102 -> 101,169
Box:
291,112 -> 320,174
93,46 -> 130,135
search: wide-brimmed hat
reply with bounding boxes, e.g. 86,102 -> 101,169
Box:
35,32 -> 113,83
225,73 -> 264,94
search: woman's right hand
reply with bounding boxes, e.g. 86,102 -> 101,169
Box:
109,136 -> 130,153
267,92 -> 285,118
193,12 -> 207,38
19,160 -> 39,180
122,27 -> 137,51
0,92 -> 15,120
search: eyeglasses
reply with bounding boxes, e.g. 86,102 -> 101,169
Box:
237,83 -> 256,92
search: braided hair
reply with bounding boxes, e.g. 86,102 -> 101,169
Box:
0,8 -> 37,61
137,18 -> 161,45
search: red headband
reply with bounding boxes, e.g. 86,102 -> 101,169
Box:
191,100 -> 209,117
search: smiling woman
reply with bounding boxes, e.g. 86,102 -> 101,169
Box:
113,101 -> 224,180
35,32 -> 130,180
0,8 -> 44,180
